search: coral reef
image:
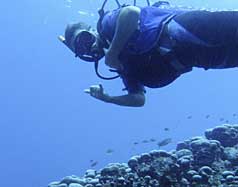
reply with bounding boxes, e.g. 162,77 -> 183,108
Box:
48,124 -> 238,187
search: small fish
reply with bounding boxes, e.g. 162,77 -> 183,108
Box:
142,140 -> 149,143
150,138 -> 156,142
90,161 -> 98,167
133,142 -> 139,145
233,113 -> 237,117
205,115 -> 210,119
78,10 -> 89,16
187,116 -> 192,119
164,128 -> 170,131
106,149 -> 114,154
157,138 -> 172,147
225,120 -> 229,123
90,160 -> 94,163
219,118 -> 224,122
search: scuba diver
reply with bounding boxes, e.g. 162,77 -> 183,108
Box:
59,0 -> 238,107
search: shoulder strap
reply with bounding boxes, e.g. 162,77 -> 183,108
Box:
96,9 -> 110,49
96,0 -> 123,49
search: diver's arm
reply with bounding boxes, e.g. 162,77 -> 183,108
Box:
85,84 -> 145,107
105,92 -> 145,107
109,6 -> 140,56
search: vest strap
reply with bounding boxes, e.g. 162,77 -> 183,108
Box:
157,19 -> 192,75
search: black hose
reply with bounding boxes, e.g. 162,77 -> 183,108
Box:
115,0 -> 121,7
146,0 -> 150,6
94,61 -> 120,80
101,0 -> 108,10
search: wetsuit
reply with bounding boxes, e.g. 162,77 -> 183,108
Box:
99,6 -> 238,93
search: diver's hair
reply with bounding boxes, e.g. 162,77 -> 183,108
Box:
65,22 -> 91,46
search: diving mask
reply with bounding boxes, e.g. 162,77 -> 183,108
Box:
74,31 -> 96,57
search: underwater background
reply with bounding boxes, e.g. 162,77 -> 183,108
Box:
2,0 -> 238,186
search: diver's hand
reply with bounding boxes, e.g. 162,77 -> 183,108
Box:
84,84 -> 111,102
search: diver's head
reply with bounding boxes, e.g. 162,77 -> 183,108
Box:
64,22 -> 105,62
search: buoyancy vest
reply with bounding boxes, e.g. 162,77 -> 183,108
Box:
97,4 -> 196,89
98,5 -> 189,54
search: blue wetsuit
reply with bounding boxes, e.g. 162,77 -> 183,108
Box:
99,6 -> 238,93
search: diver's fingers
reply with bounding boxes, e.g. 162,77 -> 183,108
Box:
90,85 -> 106,99
58,35 -> 66,42
84,89 -> 90,94
89,85 -> 100,97
90,85 -> 100,90
99,84 -> 103,91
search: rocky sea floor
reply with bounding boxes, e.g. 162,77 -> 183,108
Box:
48,124 -> 238,187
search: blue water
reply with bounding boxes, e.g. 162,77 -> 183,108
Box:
2,0 -> 238,186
